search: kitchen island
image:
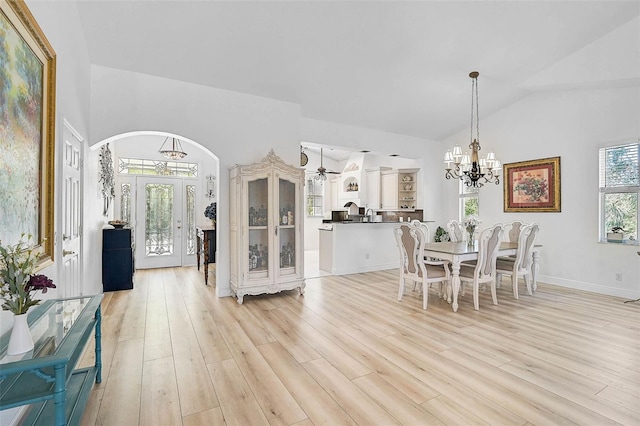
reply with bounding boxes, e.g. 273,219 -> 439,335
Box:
319,222 -> 399,275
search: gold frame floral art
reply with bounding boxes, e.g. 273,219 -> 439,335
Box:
503,156 -> 561,213
0,0 -> 57,268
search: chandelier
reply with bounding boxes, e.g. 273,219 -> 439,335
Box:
444,71 -> 500,187
158,137 -> 187,160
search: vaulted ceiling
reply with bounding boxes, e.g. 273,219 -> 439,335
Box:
76,1 -> 639,142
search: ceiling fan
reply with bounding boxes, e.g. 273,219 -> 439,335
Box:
316,148 -> 341,180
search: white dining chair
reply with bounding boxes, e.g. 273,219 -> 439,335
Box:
394,223 -> 450,309
458,223 -> 504,310
496,223 -> 539,298
504,220 -> 527,243
411,219 -> 450,295
446,220 -> 464,242
410,220 -> 430,242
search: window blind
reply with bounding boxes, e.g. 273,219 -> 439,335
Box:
599,143 -> 640,188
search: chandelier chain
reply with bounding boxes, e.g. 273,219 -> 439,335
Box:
444,71 -> 500,188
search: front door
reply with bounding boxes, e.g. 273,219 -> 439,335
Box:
135,177 -> 184,269
60,120 -> 83,297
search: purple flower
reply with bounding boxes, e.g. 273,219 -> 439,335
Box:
26,274 -> 56,293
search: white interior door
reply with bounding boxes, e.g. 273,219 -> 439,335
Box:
135,177 -> 184,269
61,120 -> 83,297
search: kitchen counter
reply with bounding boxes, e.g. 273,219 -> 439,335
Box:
319,222 -> 399,275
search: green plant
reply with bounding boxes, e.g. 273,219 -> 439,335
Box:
434,226 -> 450,242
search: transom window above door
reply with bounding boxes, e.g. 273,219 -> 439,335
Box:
119,157 -> 198,177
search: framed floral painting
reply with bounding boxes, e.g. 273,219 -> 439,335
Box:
503,157 -> 561,213
0,0 -> 56,267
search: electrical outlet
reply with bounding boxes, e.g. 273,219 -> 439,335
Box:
616,273 -> 623,281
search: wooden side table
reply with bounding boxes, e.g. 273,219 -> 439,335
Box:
196,226 -> 216,285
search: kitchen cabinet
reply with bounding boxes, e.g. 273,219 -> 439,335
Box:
381,169 -> 419,210
229,150 -> 305,304
366,168 -> 380,209
326,177 -> 339,211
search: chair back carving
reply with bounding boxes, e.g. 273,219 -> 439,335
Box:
395,223 -> 426,278
411,220 -> 431,243
514,223 -> 539,270
476,224 -> 504,278
446,220 -> 464,242
506,221 -> 527,243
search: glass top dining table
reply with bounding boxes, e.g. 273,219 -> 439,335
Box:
423,241 -> 541,312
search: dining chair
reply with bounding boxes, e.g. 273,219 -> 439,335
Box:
496,223 -> 539,298
410,220 -> 430,241
411,219 -> 450,294
394,223 -> 450,309
458,223 -> 504,310
505,220 -> 527,243
446,220 -> 464,242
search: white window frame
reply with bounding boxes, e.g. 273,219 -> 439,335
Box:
459,180 -> 479,221
305,174 -> 324,217
599,140 -> 640,244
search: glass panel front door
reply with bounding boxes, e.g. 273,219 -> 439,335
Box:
135,177 -> 184,268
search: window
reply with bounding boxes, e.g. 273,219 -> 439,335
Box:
119,158 -> 198,177
599,141 -> 640,243
460,181 -> 479,220
306,175 -> 324,216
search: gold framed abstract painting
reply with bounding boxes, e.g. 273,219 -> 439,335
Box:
0,0 -> 56,267
503,156 -> 561,213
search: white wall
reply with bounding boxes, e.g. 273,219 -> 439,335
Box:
442,86 -> 640,298
89,65 -> 302,297
1,3 -> 93,424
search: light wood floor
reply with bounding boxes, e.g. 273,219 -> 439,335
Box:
78,266 -> 640,425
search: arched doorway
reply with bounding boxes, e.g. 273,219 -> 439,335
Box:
94,131 -> 219,276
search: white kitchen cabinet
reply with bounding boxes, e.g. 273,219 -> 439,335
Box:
328,177 -> 339,211
381,170 -> 398,209
381,168 -> 419,210
229,150 -> 305,304
365,167 -> 390,209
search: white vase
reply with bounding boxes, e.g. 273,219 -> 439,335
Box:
8,313 -> 34,355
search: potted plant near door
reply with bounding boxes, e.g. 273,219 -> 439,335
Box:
607,226 -> 625,243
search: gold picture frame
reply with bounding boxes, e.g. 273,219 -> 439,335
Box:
0,0 -> 56,268
503,156 -> 561,213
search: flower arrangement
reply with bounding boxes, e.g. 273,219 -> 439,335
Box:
0,234 -> 56,315
462,216 -> 481,244
462,215 -> 481,232
204,202 -> 217,224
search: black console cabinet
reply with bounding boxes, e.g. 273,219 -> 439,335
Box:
102,228 -> 134,291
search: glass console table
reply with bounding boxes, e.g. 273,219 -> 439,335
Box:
0,295 -> 103,425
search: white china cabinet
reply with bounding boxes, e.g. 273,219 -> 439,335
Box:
229,150 -> 305,304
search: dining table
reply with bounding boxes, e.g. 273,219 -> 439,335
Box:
423,241 -> 541,312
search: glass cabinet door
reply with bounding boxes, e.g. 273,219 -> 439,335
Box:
248,177 -> 269,278
278,178 -> 296,275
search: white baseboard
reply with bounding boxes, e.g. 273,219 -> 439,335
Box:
538,274 -> 640,299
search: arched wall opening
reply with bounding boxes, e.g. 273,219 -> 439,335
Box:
91,130 -> 220,291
